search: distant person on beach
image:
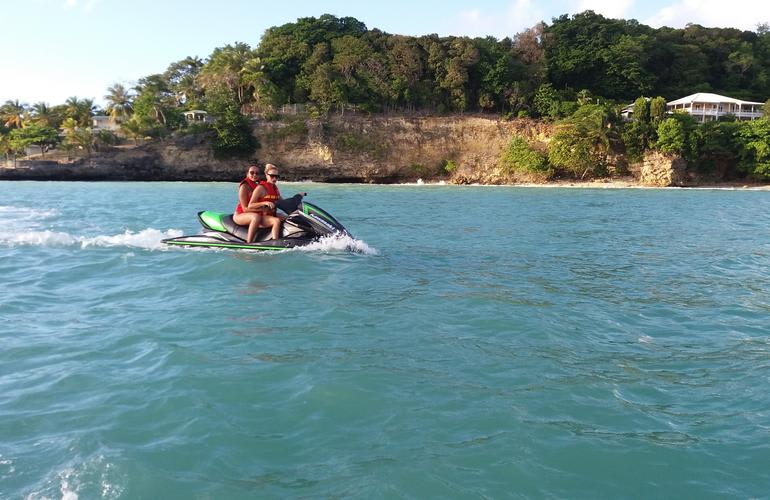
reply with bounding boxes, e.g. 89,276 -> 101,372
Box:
248,163 -> 285,240
232,164 -> 263,243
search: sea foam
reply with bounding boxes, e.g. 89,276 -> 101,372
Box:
289,233 -> 378,255
0,228 -> 183,251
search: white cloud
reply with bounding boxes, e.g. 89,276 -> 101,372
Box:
645,0 -> 770,30
61,0 -> 102,13
454,0 -> 545,38
572,0 -> 635,19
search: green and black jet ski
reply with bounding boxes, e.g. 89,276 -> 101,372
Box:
162,196 -> 351,251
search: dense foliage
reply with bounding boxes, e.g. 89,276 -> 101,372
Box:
499,136 -> 549,175
2,12 -> 769,172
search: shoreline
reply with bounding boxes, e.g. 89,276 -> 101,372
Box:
3,172 -> 769,190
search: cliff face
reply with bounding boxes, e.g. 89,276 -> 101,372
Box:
1,115 -> 553,183
257,114 -> 553,183
639,151 -> 688,187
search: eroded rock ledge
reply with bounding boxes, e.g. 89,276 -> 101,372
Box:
0,114 -> 743,187
1,115 -> 552,183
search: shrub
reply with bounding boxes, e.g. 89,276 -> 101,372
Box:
442,159 -> 458,174
500,136 -> 549,174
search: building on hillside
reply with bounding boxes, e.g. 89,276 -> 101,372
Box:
666,93 -> 764,122
184,110 -> 211,123
92,115 -> 121,132
620,98 -> 650,121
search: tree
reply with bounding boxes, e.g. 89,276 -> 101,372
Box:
120,118 -> 146,145
656,118 -> 687,155
64,97 -> 97,127
736,117 -> 770,178
544,11 -> 654,100
649,96 -> 667,125
199,42 -> 257,107
533,83 -> 559,118
29,102 -> 60,128
131,75 -> 183,133
241,56 -> 280,111
0,129 -> 14,164
548,104 -> 616,178
104,83 -> 134,122
1,100 -> 26,128
386,35 -> 428,110
655,113 -> 697,159
499,136 -> 550,175
9,123 -> 59,157
206,88 -> 259,158
621,96 -> 652,160
163,56 -> 204,107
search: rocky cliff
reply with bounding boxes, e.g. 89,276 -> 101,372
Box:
0,114 -> 553,183
639,151 -> 688,187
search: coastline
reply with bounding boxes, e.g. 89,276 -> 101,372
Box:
4,167 -> 769,190
2,113 -> 768,189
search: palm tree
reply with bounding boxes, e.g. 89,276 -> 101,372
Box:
64,96 -> 98,127
104,83 -> 133,122
1,100 -> 26,128
120,118 -> 145,145
60,117 -> 79,136
164,56 -> 204,106
0,131 -> 12,164
198,42 -> 255,106
30,102 -> 56,127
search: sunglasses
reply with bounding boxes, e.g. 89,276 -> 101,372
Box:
267,173 -> 280,179
248,171 -> 258,175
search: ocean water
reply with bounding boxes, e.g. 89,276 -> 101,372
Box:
1,180 -> 770,499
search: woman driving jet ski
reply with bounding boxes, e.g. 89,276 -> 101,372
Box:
247,163 -> 296,240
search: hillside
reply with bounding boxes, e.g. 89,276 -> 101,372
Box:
1,115 -> 554,184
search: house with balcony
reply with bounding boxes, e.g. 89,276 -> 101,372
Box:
666,93 -> 764,122
184,110 -> 211,123
92,115 -> 121,132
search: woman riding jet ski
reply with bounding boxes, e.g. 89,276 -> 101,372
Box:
162,194 -> 351,251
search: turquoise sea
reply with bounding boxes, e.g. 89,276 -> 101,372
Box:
1,180 -> 770,498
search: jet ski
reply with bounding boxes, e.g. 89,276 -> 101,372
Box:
162,195 -> 351,251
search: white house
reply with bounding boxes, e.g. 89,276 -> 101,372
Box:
92,115 -> 121,132
666,93 -> 764,122
184,110 -> 211,123
620,98 -> 650,121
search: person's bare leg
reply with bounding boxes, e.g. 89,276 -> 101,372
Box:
234,212 -> 261,243
260,215 -> 282,240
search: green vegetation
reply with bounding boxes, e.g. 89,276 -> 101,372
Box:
499,136 -> 549,174
736,119 -> 770,178
2,12 -> 770,177
548,104 -> 617,178
442,159 -> 458,174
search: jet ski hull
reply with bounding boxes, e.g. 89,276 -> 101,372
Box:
162,200 -> 349,251
161,233 -> 314,250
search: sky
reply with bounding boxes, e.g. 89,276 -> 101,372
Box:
2,0 -> 769,107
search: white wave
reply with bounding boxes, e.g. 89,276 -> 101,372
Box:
290,233 -> 378,255
25,455 -> 125,500
0,228 -> 183,251
638,335 -> 654,344
79,228 -> 183,250
0,205 -> 60,225
0,229 -> 77,246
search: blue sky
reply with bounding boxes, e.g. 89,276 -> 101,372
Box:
2,0 -> 768,107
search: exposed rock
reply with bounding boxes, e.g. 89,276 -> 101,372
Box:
0,114 -> 556,184
640,151 -> 688,187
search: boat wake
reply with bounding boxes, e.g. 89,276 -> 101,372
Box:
0,228 -> 184,251
0,204 -> 375,254
287,233 -> 378,255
